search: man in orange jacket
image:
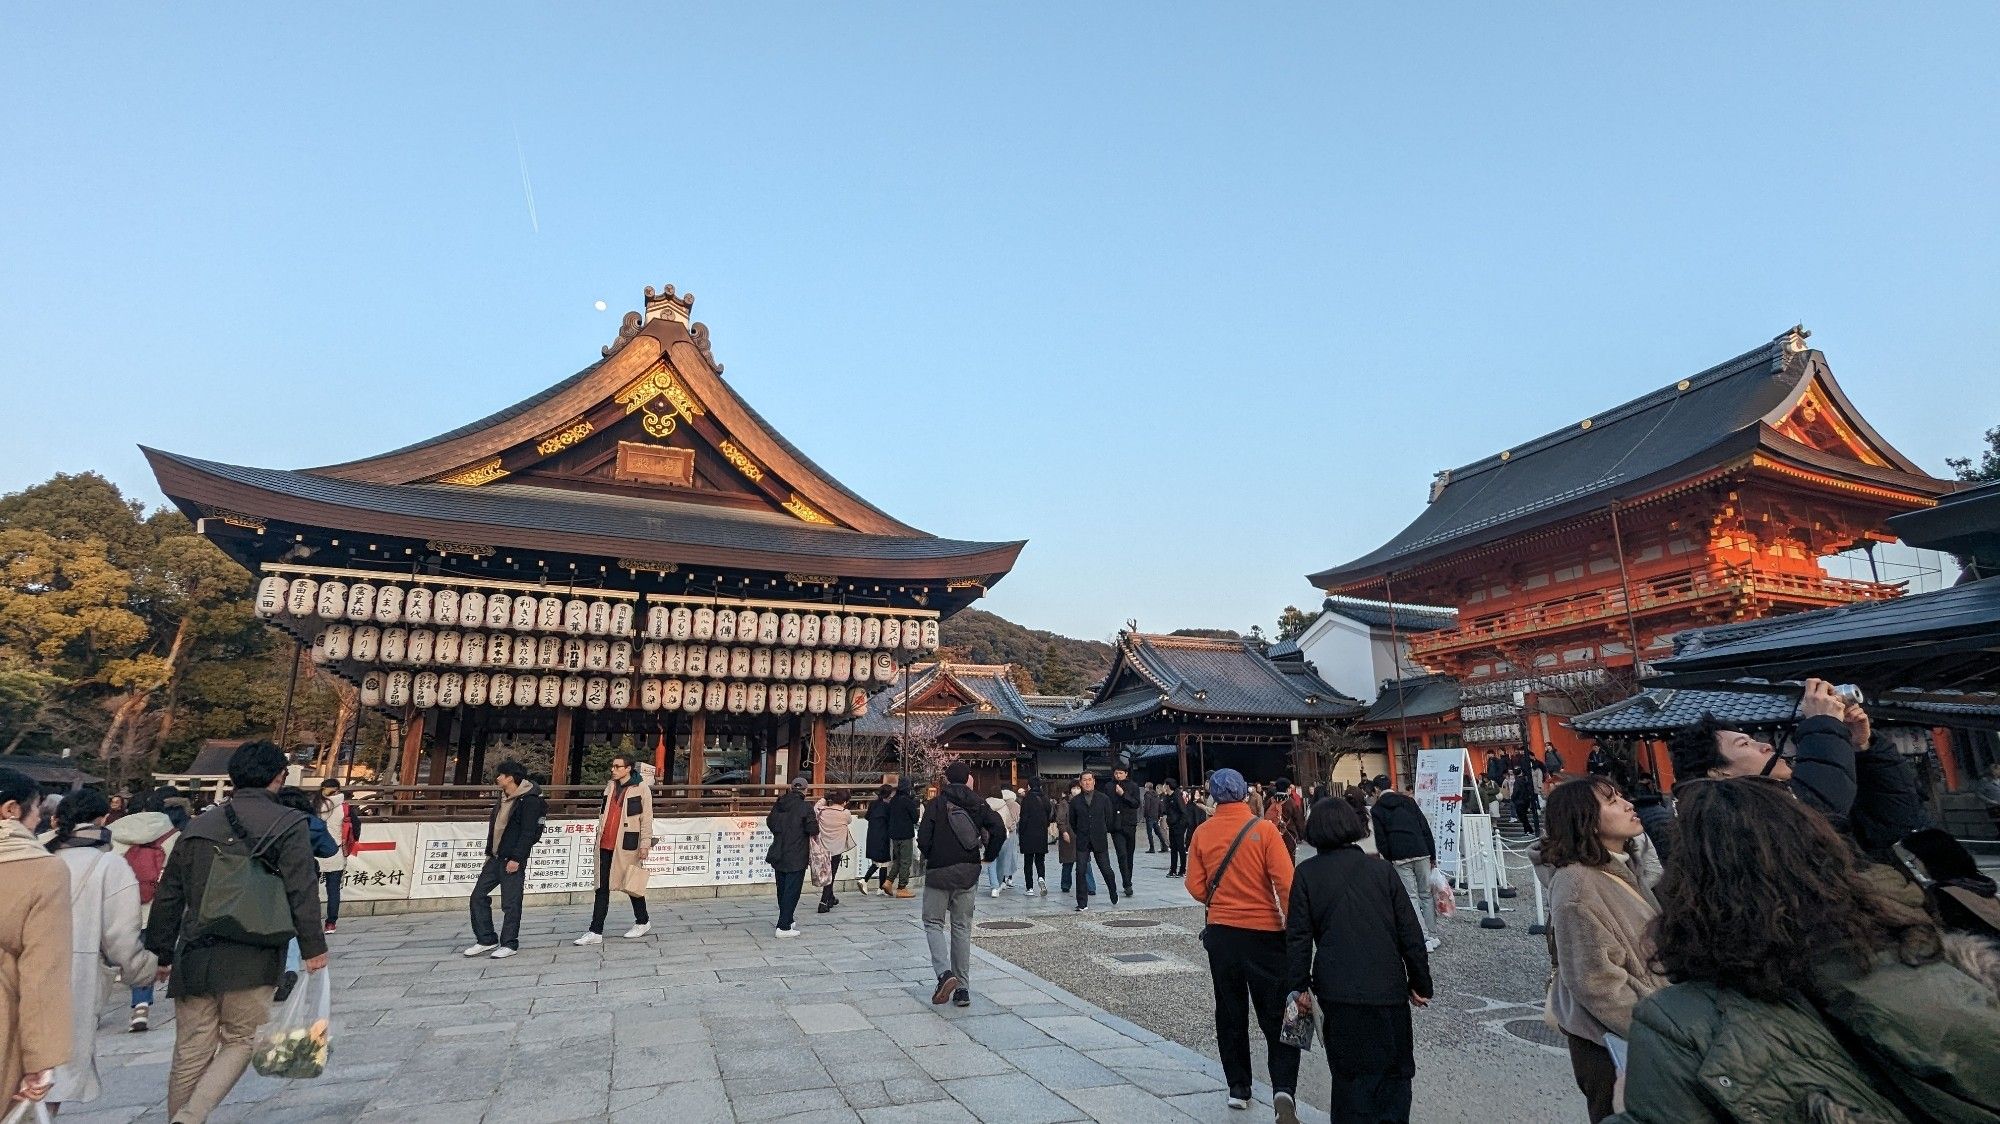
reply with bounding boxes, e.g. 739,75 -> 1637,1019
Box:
1184,768 -> 1301,1120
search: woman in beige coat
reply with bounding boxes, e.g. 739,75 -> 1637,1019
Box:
0,767 -> 72,1108
44,789 -> 158,1109
575,754 -> 653,944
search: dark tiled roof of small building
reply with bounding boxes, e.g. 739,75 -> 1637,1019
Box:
1570,689 -> 1798,735
1357,674 -> 1462,725
1321,597 -> 1458,633
1889,478 -> 2000,575
1057,634 -> 1362,733
839,664 -> 1089,746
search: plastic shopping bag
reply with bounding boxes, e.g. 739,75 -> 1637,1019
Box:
0,1098 -> 55,1124
252,967 -> 332,1079
1278,991 -> 1317,1052
1428,866 -> 1456,918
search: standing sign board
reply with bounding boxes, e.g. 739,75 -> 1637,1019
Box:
1413,748 -> 1467,877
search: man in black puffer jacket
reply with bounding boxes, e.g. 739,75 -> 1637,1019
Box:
885,778 -> 921,897
1371,781 -> 1441,950
464,760 -> 546,958
917,763 -> 1005,1008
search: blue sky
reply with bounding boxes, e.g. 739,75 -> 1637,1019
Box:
4,5 -> 1996,641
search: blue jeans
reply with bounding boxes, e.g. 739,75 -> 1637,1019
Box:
285,938 -> 301,974
1060,859 -> 1096,894
986,836 -> 1018,889
131,984 -> 154,1007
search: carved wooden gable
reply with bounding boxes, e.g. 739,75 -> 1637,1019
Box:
1771,375 -> 1893,469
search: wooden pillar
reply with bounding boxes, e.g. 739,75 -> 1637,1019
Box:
396,707 -> 426,786
811,716 -> 828,788
686,713 -> 707,788
470,729 -> 490,786
1176,732 -> 1189,787
552,707 -> 575,791
451,712 -> 477,785
425,710 -> 453,786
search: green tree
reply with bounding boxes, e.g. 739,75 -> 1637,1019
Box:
1946,425 -> 2000,482
1275,605 -> 1320,642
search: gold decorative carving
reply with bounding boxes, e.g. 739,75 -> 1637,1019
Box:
717,441 -> 766,483
615,367 -> 705,422
426,540 -> 495,559
784,573 -> 838,585
618,557 -> 680,575
437,459 -> 509,486
614,441 -> 695,487
945,578 -> 986,592
535,418 -> 594,456
210,509 -> 267,532
782,494 -> 833,524
641,410 -> 676,438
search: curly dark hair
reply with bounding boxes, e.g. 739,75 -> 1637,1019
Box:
1538,776 -> 1622,869
1652,777 -> 1939,1001
1665,713 -> 1733,781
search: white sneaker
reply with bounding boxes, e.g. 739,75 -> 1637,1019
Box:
775,925 -> 801,939
857,881 -> 874,896
1226,1093 -> 1249,1110
462,943 -> 498,958
1425,938 -> 1440,952
623,922 -> 651,939
489,947 -> 517,960
991,886 -> 1002,898
1274,1090 -> 1298,1124
573,932 -> 603,946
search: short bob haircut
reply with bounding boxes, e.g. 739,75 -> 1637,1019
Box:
1539,775 -> 1623,869
227,740 -> 291,790
1304,796 -> 1368,851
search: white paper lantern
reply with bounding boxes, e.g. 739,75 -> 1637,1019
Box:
703,681 -> 727,712
585,677 -> 609,711
828,686 -> 848,716
684,646 -> 707,677
714,609 -> 736,643
708,646 -> 731,679
921,620 -> 939,651
484,593 -> 512,630
770,684 -> 792,715
641,643 -> 664,675
286,577 -> 318,617
748,683 -> 767,715
670,606 -> 693,641
610,602 -> 634,637
561,675 -> 585,708
384,670 -> 411,708
407,629 -> 435,665
726,682 -> 747,713
874,652 -> 897,681
678,680 -> 701,713
662,679 -> 685,711
736,610 -> 759,642
458,590 -> 485,628
563,600 -> 588,636
780,613 -> 802,645
255,576 -> 288,619
536,636 -> 561,670
751,648 -> 772,679
438,672 -> 463,709
352,626 -> 380,663
851,654 -> 872,683
831,651 -> 852,682
772,649 -> 793,679
881,618 -> 902,650
486,634 -> 511,667
464,673 -> 489,707
821,613 -> 844,646
799,613 -> 822,647
664,643 -> 686,676
511,596 -> 538,632
850,687 -> 869,715
756,611 -> 780,645
404,586 -> 433,625
645,606 -> 670,640
537,596 -> 563,631
692,607 -> 715,641
609,678 -> 631,709
861,617 -> 881,649
432,588 -> 459,627
375,585 -> 405,624
322,624 -> 351,662
316,581 -> 348,621
840,616 -> 863,648
640,679 -> 662,712
360,671 -> 384,707
380,627 -> 408,665
789,684 -> 809,713
793,650 -> 815,682
562,639 -> 586,672
586,640 -> 609,672
511,639 -> 536,671
587,601 -> 610,636
609,641 -> 632,674
433,631 -> 461,666
808,684 -> 828,714
490,674 -> 515,707
729,648 -> 752,679
413,671 -> 439,709
460,632 -> 487,668
538,675 -> 562,708
340,583 -> 372,622
812,650 -> 834,680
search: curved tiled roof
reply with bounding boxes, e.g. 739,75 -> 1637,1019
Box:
1356,674 -> 1462,726
1057,633 -> 1362,733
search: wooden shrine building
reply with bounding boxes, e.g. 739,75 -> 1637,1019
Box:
840,662 -> 1093,792
1053,632 -> 1361,785
145,284 -> 1024,811
1307,327 -> 1955,781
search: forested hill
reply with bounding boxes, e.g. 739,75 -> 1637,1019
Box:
936,609 -> 1113,696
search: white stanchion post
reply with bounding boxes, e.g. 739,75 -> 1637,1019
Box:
1527,847 -> 1549,935
1479,830 -> 1506,929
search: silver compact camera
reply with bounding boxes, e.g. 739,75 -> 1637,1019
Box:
1833,683 -> 1866,707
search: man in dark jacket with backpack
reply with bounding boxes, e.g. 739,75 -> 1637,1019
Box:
917,762 -> 1005,1008
462,761 -> 545,960
145,741 -> 325,1124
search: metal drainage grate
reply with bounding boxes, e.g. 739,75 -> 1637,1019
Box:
1504,1019 -> 1567,1048
978,921 -> 1035,931
1110,952 -> 1163,964
1101,918 -> 1161,928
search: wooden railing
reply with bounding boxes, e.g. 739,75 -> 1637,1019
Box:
345,783 -> 851,823
1411,564 -> 1900,660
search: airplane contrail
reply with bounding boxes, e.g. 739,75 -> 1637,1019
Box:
514,127 -> 539,234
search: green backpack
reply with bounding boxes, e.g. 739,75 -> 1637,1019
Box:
193,803 -> 302,948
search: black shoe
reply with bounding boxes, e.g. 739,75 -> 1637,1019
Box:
932,972 -> 962,1005
274,970 -> 299,1003
1124,886 -> 1134,896
952,987 -> 970,1007
816,902 -> 832,913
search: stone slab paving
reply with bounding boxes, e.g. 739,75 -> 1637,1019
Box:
56,854 -> 1311,1124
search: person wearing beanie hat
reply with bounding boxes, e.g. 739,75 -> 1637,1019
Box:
917,763 -> 1006,1008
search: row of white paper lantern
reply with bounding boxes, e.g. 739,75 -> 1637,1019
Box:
258,576 -> 939,651
311,626 -> 909,684
359,670 -> 870,716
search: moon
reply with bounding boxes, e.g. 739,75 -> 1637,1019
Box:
594,300 -> 607,311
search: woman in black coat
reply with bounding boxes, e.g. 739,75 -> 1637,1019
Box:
860,784 -> 894,894
1016,783 -> 1053,896
1286,798 -> 1433,1124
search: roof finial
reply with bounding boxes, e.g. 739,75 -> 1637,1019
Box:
642,284 -> 696,326
1429,469 -> 1452,503
1781,324 -> 1811,355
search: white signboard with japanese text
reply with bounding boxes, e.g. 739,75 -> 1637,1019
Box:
1414,748 -> 1467,877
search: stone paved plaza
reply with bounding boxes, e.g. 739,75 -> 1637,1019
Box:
59,858 -> 1334,1124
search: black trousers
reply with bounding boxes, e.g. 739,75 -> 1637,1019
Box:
1567,1033 -> 1617,1123
1111,828 -> 1137,890
322,871 -> 343,926
819,855 -> 842,905
1074,847 -> 1117,908
1020,851 -> 1046,890
469,855 -> 525,949
589,848 -> 649,933
1204,924 -> 1300,1097
1167,828 -> 1190,876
